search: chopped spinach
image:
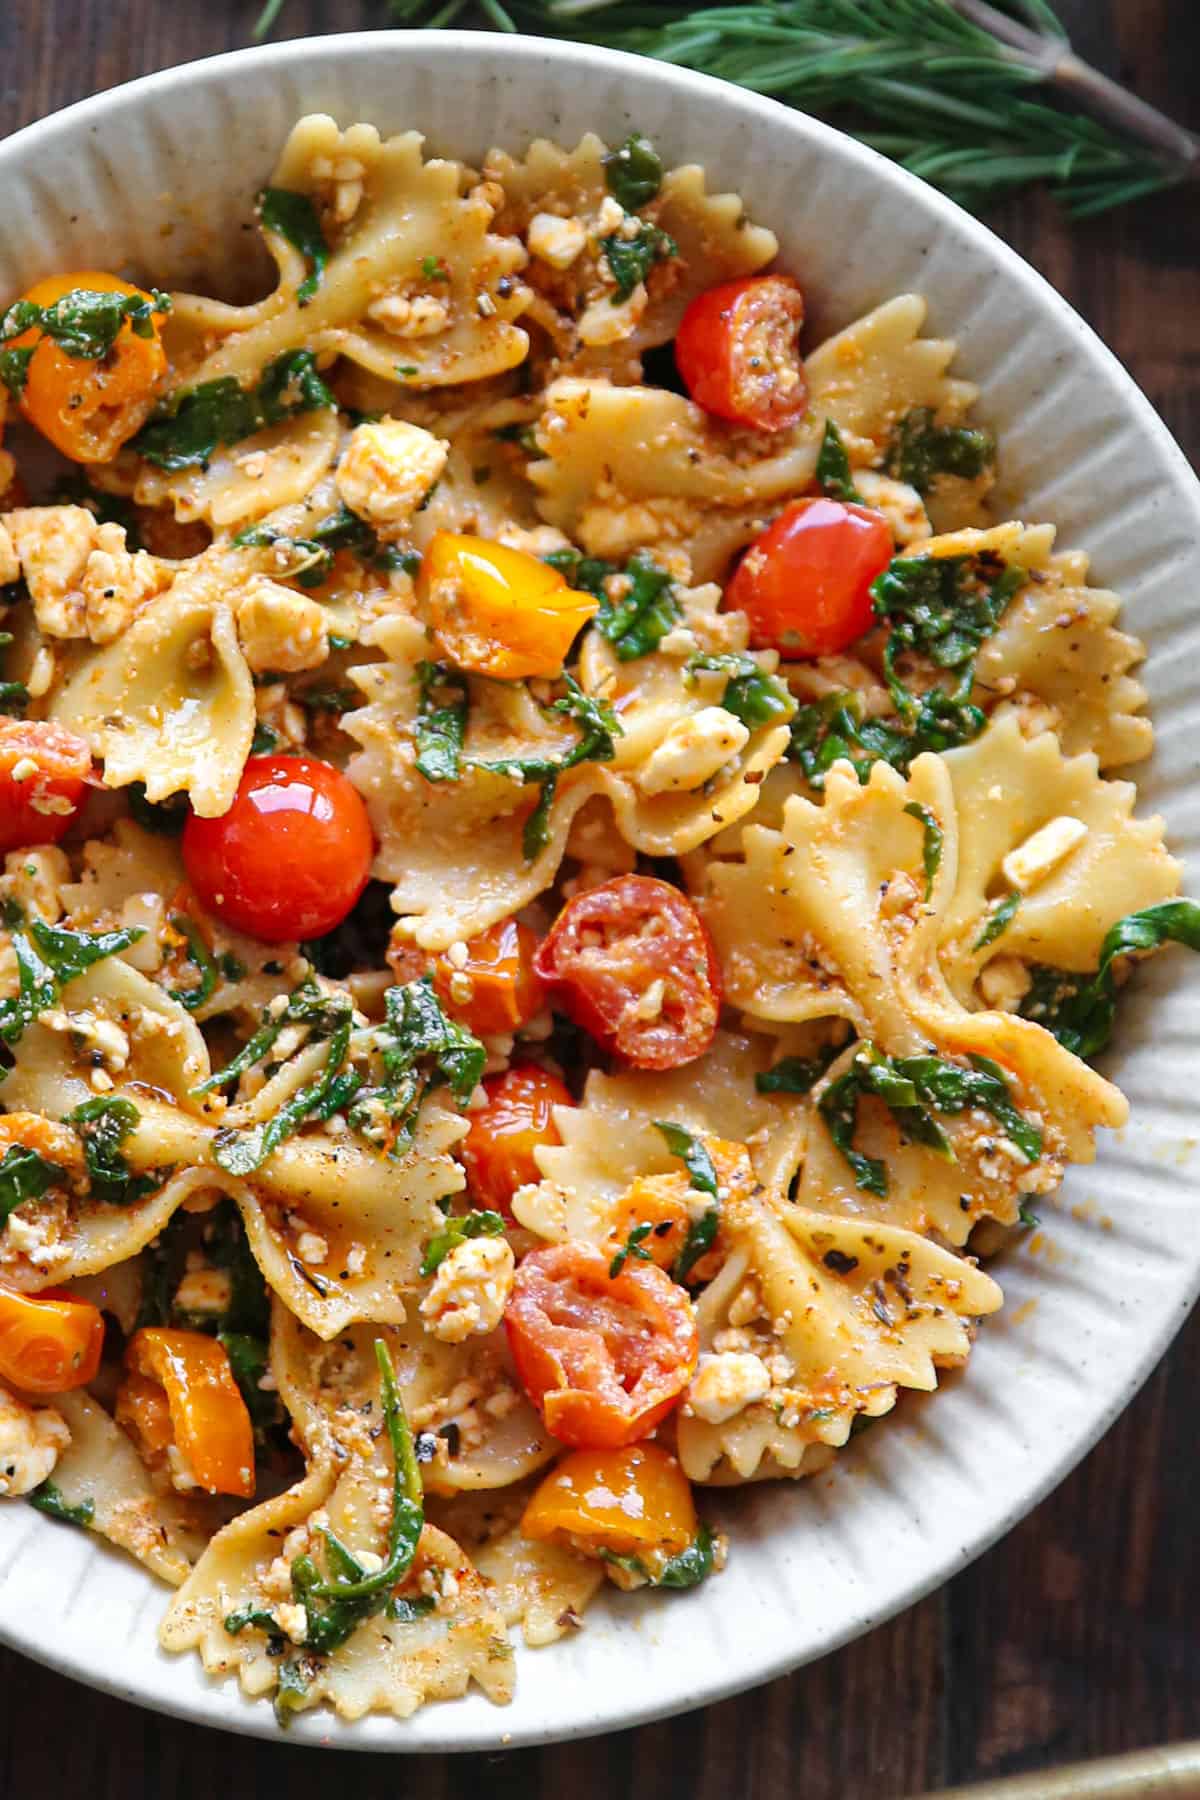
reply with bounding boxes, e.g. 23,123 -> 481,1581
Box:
974,890 -> 1021,951
608,1221 -> 655,1279
603,1522 -> 715,1591
819,1042 -> 1041,1197
601,224 -> 676,301
885,406 -> 996,496
686,652 -> 794,730
590,551 -> 680,662
603,133 -> 664,211
1019,899 -> 1200,1059
133,349 -> 335,471
654,1121 -> 719,1284
755,1043 -> 842,1096
167,913 -> 219,1013
467,676 -> 622,860
27,1481 -> 94,1528
219,1330 -> 287,1447
815,419 -> 862,503
871,550 -> 1024,726
420,1208 -> 506,1277
349,975 -> 485,1157
414,660 -> 469,783
903,800 -> 943,900
66,1095 -> 164,1207
0,1143 -> 68,1225
213,1008 -> 358,1176
0,346 -> 35,402
250,722 -> 280,755
258,186 -> 329,306
0,285 -> 170,396
0,908 -> 141,1048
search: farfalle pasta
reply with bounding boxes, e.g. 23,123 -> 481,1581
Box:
0,114 -> 1192,1733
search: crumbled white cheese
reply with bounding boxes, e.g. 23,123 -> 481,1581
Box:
637,706 -> 750,796
1001,815 -> 1088,893
577,283 -> 648,348
0,1387 -> 70,1496
41,1006 -> 130,1073
335,419 -> 449,531
235,576 -> 329,675
273,1602 -> 309,1646
419,1236 -> 515,1343
296,1230 -> 329,1267
853,469 -> 932,547
685,1351 -> 772,1425
527,211 -> 587,270
173,1269 -> 234,1316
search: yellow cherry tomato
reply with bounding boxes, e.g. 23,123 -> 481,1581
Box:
0,1287 -> 104,1395
8,270 -> 167,462
424,531 -> 597,679
521,1442 -> 698,1558
121,1327 -> 255,1498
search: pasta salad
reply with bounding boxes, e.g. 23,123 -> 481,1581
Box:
0,114 -> 1194,1728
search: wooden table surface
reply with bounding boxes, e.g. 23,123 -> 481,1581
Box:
0,1 -> 1197,1793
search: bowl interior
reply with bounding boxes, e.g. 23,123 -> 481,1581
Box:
0,31 -> 1198,1752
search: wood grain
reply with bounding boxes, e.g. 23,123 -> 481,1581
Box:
0,3 -> 1196,1794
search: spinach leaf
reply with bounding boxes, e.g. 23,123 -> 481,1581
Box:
0,1144 -> 68,1224
219,1330 -> 287,1446
258,186 -> 329,306
468,676 -> 622,861
133,349 -> 335,471
603,1522 -> 715,1591
0,909 -> 141,1047
66,1096 -> 164,1206
885,406 -> 995,496
603,133 -> 663,210
167,913 -> 219,1012
127,783 -> 188,834
0,346 -> 35,401
1020,899 -> 1200,1059
815,419 -> 862,503
903,800 -> 943,900
27,1481 -> 94,1528
192,976 -> 346,1096
0,286 -> 170,392
818,1042 -> 1041,1196
755,1043 -> 842,1096
686,652 -> 795,729
601,224 -> 676,301
871,550 -> 1023,724
608,1221 -> 655,1278
213,1005 -> 358,1176
654,1121 -> 719,1284
349,975 -> 485,1157
974,890 -> 1021,951
414,660 -> 469,783
592,552 -> 680,661
420,1208 -> 506,1277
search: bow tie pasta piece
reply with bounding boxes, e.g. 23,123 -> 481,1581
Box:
270,1306 -> 555,1496
168,118 -> 531,398
126,408 -> 342,532
518,1028 -> 807,1249
675,1184 -> 1002,1484
50,561 -> 255,818
344,613 -> 608,952
939,712 -> 1178,1001
42,1388 -> 211,1586
804,294 -> 978,458
453,1488 -> 606,1649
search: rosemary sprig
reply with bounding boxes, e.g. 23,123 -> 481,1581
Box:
255,1 -> 1187,219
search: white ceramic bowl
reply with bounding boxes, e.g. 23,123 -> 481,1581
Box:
1,30 -> 1198,1753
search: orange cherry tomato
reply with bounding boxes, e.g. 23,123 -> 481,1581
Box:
0,719 -> 92,855
8,271 -> 167,462
535,875 -> 721,1071
522,1443 -> 698,1558
606,1174 -> 693,1273
505,1242 -> 698,1449
460,1064 -> 572,1214
0,1287 -> 104,1395
424,531 -> 598,679
726,497 -> 893,658
674,274 -> 807,433
122,1327 -> 255,1498
182,753 -> 374,943
0,1112 -> 85,1174
433,919 -> 545,1039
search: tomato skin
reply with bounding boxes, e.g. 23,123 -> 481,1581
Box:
0,1287 -> 104,1395
0,720 -> 91,855
122,1327 -> 255,1498
506,1242 -> 698,1449
182,754 -> 374,943
726,497 -> 893,658
460,1064 -> 572,1214
11,271 -> 167,462
435,918 -> 546,1039
535,876 -> 721,1071
425,532 -> 598,679
675,274 -> 807,433
522,1443 -> 698,1556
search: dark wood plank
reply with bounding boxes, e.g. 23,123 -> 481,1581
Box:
0,4 -> 1197,1796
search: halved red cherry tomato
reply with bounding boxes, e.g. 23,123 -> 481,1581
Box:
535,875 -> 721,1071
675,274 -> 807,433
460,1064 -> 572,1214
0,1286 -> 104,1395
0,720 -> 92,854
182,753 -> 374,943
505,1242 -> 698,1449
9,271 -> 167,462
726,497 -> 893,657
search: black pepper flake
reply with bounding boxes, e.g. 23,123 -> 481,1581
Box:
823,1248 -> 859,1275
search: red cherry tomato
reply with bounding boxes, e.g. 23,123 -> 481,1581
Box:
505,1242 -> 698,1449
727,497 -> 893,658
0,720 -> 91,854
460,1064 -> 573,1214
535,875 -> 721,1071
675,274 -> 807,433
182,754 -> 374,943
